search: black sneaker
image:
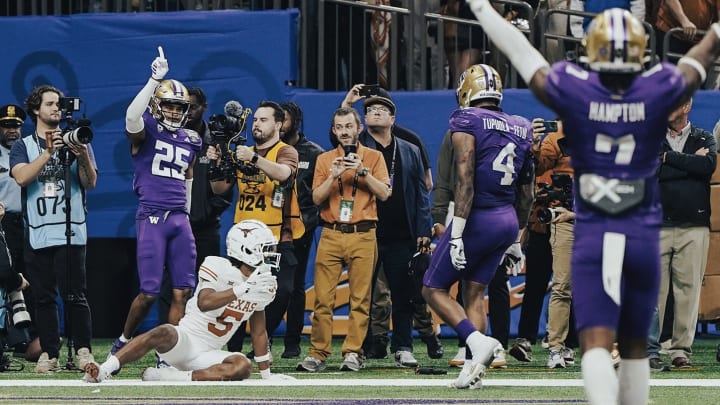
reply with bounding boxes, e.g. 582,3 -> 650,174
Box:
281,345 -> 301,359
365,337 -> 388,359
509,338 -> 532,362
420,335 -> 444,359
649,357 -> 669,372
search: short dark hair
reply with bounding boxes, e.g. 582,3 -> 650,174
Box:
187,87 -> 206,105
24,85 -> 63,124
257,100 -> 285,122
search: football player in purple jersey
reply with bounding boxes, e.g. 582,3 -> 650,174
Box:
109,47 -> 202,358
422,64 -> 535,389
469,3 -> 720,403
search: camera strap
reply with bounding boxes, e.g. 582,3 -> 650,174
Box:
577,173 -> 646,215
337,173 -> 359,201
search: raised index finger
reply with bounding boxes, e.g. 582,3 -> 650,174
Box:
158,46 -> 165,59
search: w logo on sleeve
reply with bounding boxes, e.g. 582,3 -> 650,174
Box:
148,216 -> 160,224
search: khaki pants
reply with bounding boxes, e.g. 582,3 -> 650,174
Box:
309,228 -> 377,361
547,221 -> 574,350
658,226 -> 709,360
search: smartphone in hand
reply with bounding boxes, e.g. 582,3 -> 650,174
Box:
342,144 -> 357,156
359,84 -> 380,97
543,120 -> 558,133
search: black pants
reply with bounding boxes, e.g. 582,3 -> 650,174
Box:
25,244 -> 92,359
516,230 -> 552,343
283,230 -> 315,348
227,241 -> 297,352
488,265 -> 510,349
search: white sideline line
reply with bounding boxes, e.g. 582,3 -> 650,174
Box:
0,379 -> 719,387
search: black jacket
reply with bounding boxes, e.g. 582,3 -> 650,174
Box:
658,124 -> 717,228
293,134 -> 324,233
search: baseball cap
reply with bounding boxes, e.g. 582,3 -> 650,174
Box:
0,104 -> 26,127
363,88 -> 396,115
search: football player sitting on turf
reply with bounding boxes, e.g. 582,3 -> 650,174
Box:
83,220 -> 294,382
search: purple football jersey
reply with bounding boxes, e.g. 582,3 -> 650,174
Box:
545,61 -> 686,180
448,107 -> 534,209
132,112 -> 202,210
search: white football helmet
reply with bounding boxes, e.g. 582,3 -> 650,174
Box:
226,219 -> 280,273
149,79 -> 190,131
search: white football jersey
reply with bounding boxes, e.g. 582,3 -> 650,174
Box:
178,256 -> 271,349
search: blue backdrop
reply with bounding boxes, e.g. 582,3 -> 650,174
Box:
2,11 -> 719,338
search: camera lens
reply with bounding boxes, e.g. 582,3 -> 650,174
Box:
63,126 -> 93,146
537,208 -> 557,224
8,289 -> 31,328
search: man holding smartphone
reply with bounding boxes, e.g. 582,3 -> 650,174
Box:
297,107 -> 390,373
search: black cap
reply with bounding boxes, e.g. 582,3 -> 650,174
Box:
363,88 -> 396,115
0,104 -> 26,127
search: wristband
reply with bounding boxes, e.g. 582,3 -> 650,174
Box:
259,368 -> 271,379
450,216 -> 466,239
251,152 -> 259,164
678,56 -> 707,83
254,353 -> 271,363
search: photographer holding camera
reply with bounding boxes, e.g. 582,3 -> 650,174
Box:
529,118 -> 577,369
9,84 -> 97,373
207,100 -> 303,356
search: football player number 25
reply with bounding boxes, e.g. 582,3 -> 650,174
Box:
492,143 -> 517,185
152,140 -> 190,180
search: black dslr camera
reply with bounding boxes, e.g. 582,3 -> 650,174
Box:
59,97 -> 93,147
537,173 -> 573,224
208,104 -> 258,182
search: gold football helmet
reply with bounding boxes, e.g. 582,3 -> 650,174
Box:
583,8 -> 647,73
456,64 -> 503,108
150,79 -> 190,130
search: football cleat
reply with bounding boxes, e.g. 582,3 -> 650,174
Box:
451,361 -> 486,389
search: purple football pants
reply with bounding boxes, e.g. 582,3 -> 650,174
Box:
136,208 -> 197,295
571,214 -> 661,337
425,205 -> 517,288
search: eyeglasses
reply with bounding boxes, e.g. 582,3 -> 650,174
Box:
366,106 -> 390,114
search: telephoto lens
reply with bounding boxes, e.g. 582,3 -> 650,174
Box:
8,289 -> 31,328
62,126 -> 93,146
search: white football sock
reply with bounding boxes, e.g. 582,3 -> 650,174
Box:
581,348 -> 618,405
618,358 -> 649,405
466,332 -> 497,364
103,355 -> 120,376
119,334 -> 130,343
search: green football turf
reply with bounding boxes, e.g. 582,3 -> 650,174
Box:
0,336 -> 718,404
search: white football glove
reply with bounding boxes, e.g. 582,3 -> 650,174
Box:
502,242 -> 525,276
151,46 -> 169,81
449,237 -> 466,271
233,271 -> 277,303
